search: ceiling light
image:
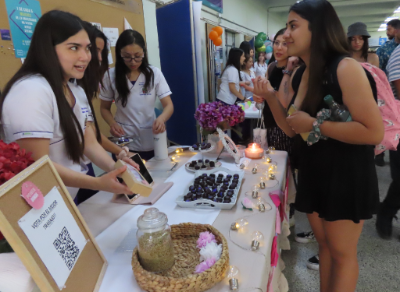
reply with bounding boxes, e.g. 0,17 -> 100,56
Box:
395,6 -> 400,13
380,23 -> 387,28
385,17 -> 399,22
378,28 -> 386,31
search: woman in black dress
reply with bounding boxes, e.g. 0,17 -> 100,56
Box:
245,1 -> 383,291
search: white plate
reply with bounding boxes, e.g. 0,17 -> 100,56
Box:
188,141 -> 216,153
185,161 -> 222,172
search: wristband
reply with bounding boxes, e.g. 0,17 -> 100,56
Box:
307,109 -> 330,146
282,69 -> 293,76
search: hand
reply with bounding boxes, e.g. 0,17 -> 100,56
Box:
96,166 -> 133,194
110,122 -> 125,137
286,111 -> 316,134
153,117 -> 166,134
287,57 -> 299,71
252,94 -> 264,104
122,156 -> 140,170
117,146 -> 129,160
242,76 -> 276,100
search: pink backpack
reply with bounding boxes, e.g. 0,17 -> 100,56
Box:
360,63 -> 400,154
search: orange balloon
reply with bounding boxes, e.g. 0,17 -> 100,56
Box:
213,26 -> 223,36
213,37 -> 222,46
209,30 -> 219,41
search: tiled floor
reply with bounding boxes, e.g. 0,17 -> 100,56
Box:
284,152 -> 400,292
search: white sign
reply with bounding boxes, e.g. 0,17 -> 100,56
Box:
124,18 -> 132,30
91,22 -> 102,31
18,187 -> 87,290
103,27 -> 119,47
107,41 -> 113,65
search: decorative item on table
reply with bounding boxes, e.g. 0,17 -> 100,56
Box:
257,197 -> 271,212
217,128 -> 241,164
268,164 -> 277,176
154,131 -> 169,160
259,176 -> 266,189
230,218 -> 249,231
241,197 -> 254,211
227,265 -> 240,290
0,140 -> 35,253
264,155 -> 272,164
189,141 -> 215,153
175,147 -> 184,154
252,163 -> 258,174
136,208 -> 174,273
251,231 -> 264,251
185,159 -> 222,172
176,167 -> 244,210
194,101 -> 245,155
252,185 -> 259,198
245,143 -> 264,159
132,223 -> 229,292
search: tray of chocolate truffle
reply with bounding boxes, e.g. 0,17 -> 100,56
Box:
175,167 -> 244,209
185,159 -> 222,172
189,141 -> 215,153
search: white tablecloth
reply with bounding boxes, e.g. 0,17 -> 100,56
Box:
238,102 -> 263,119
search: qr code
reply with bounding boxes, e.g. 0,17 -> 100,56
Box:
53,227 -> 80,270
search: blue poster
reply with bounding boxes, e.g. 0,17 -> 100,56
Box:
202,0 -> 222,13
379,38 -> 388,46
5,0 -> 42,58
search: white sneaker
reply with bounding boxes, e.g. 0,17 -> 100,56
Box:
295,231 -> 316,243
289,215 -> 296,227
306,255 -> 319,271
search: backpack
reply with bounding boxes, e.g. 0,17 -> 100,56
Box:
359,63 -> 400,154
326,56 -> 400,154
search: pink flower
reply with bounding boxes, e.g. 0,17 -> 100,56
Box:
242,197 -> 254,209
194,257 -> 216,273
197,231 -> 217,249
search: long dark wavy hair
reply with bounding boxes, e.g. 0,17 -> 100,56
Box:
289,0 -> 349,116
77,21 -> 102,142
222,48 -> 244,81
115,30 -> 154,107
0,10 -> 86,163
348,35 -> 369,62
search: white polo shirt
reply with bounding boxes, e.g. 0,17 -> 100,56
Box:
240,70 -> 255,99
254,62 -> 268,77
217,65 -> 240,105
100,66 -> 172,151
1,75 -> 90,199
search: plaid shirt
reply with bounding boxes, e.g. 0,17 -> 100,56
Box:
377,39 -> 399,73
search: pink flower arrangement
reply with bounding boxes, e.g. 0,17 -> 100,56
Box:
194,102 -> 245,131
194,258 -> 216,273
196,231 -> 217,249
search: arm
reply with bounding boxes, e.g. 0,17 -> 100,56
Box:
369,53 -> 380,68
229,83 -> 245,100
287,59 -> 384,145
153,96 -> 174,134
16,138 -> 132,194
100,100 -> 125,137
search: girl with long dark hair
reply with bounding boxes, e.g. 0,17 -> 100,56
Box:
254,52 -> 268,77
245,1 -> 383,291
0,10 -> 135,199
100,30 -> 174,160
347,22 -> 379,67
217,48 -> 246,105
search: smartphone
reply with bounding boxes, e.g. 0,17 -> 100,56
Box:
129,153 -> 154,186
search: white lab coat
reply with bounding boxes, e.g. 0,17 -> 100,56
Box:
100,66 -> 172,151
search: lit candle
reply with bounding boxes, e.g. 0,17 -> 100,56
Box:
245,143 -> 264,159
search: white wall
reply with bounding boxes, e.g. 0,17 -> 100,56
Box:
143,0 -> 161,69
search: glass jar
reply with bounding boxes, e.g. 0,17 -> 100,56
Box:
136,208 -> 175,272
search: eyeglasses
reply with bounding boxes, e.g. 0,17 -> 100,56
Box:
273,41 -> 287,48
121,55 -> 145,62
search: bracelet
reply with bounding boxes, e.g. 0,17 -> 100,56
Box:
282,69 -> 293,76
307,109 -> 331,146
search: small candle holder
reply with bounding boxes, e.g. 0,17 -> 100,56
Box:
252,186 -> 259,198
245,143 -> 263,159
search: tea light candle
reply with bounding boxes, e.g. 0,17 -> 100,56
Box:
245,143 -> 264,159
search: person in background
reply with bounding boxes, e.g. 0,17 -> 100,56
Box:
377,19 -> 400,74
376,42 -> 400,240
254,52 -> 268,77
347,22 -> 379,67
240,54 -> 255,100
239,41 -> 254,60
0,10 -> 136,200
100,30 -> 174,161
245,1 -> 383,291
216,48 -> 247,105
74,22 -> 137,205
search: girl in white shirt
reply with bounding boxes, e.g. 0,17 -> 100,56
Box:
254,52 -> 268,77
217,48 -> 247,105
100,30 -> 174,161
0,10 -> 135,199
240,54 -> 256,101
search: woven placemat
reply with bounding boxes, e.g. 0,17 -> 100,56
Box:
132,223 -> 229,292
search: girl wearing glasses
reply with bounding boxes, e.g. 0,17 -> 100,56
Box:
100,30 -> 174,160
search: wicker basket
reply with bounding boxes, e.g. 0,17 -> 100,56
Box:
132,223 -> 229,292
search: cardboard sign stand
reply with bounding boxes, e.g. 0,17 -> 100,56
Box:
0,155 -> 107,292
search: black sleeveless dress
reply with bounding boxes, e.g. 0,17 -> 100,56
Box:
290,65 -> 379,223
263,65 -> 293,156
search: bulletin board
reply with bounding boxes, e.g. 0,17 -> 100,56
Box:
0,0 -> 145,135
0,155 -> 107,292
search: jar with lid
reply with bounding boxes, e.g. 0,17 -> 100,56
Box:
136,207 -> 174,272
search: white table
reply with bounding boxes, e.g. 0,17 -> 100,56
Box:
78,150 -> 291,292
238,102 -> 263,119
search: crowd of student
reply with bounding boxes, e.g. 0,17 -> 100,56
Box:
1,0 -> 400,291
